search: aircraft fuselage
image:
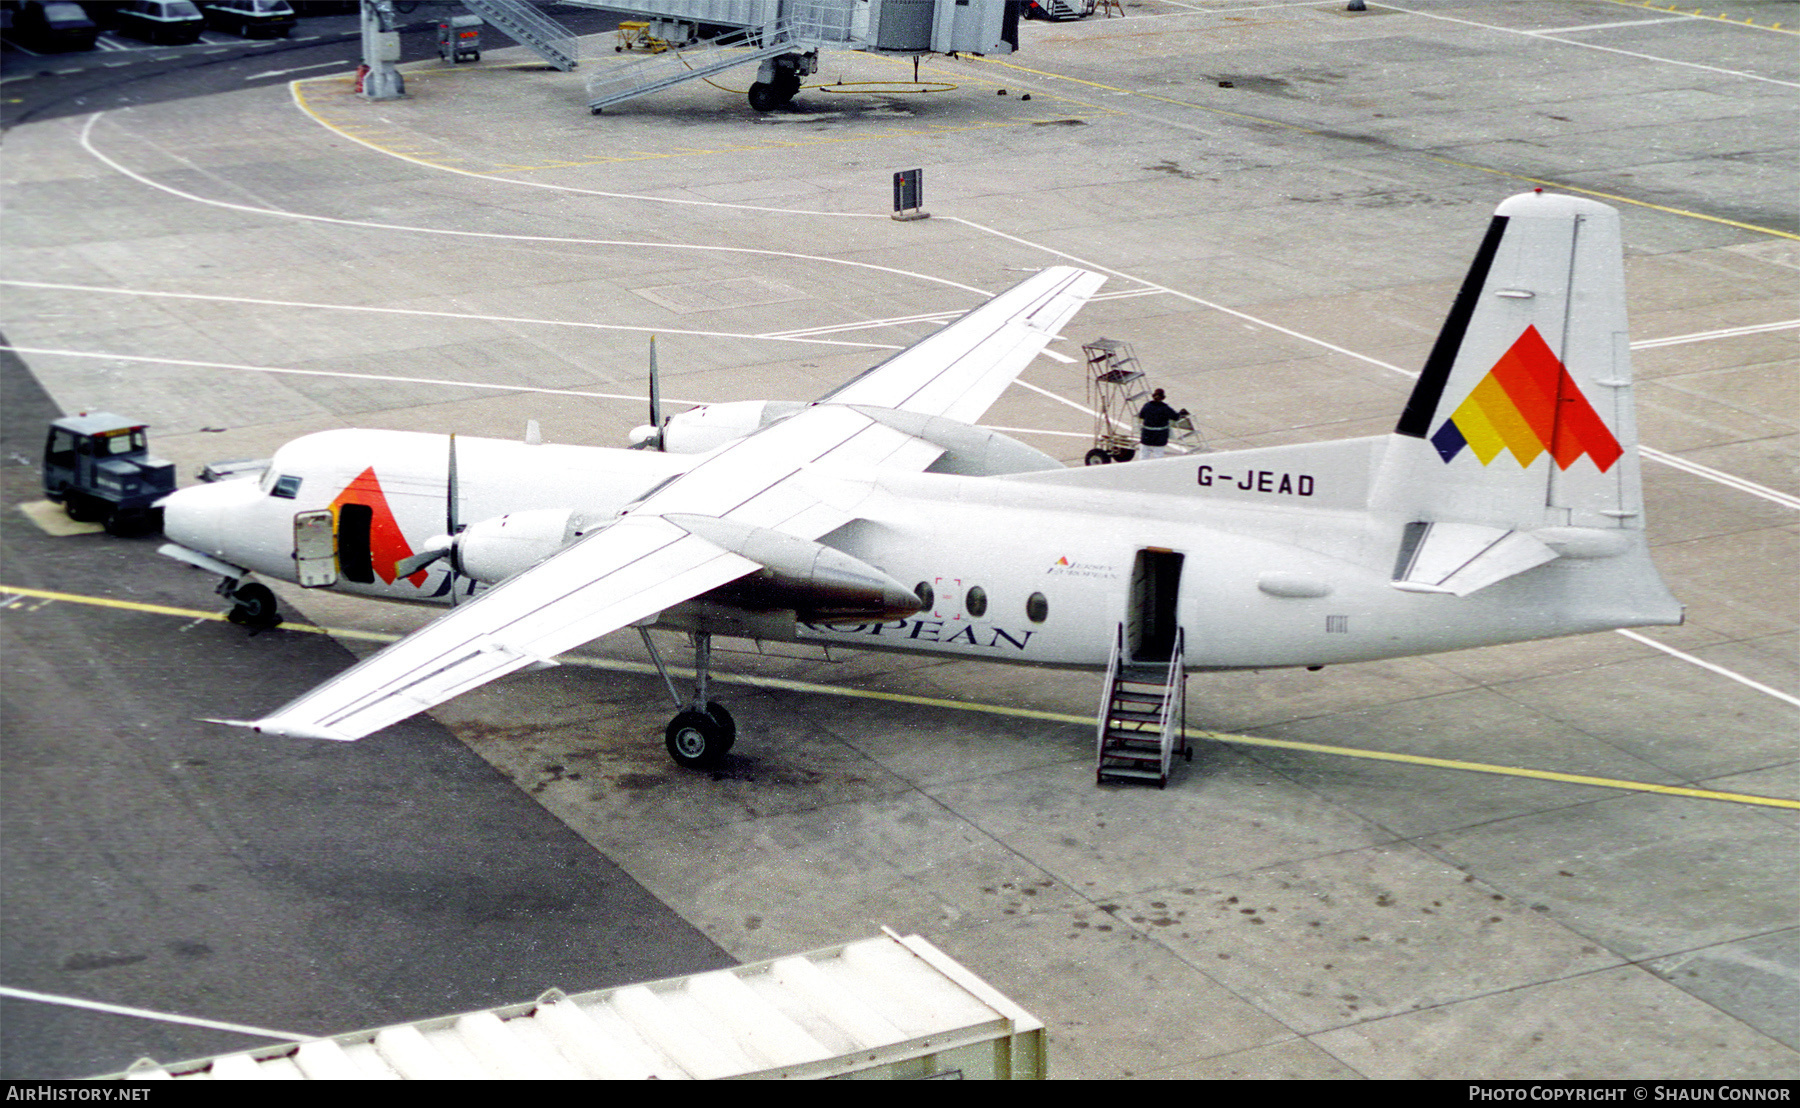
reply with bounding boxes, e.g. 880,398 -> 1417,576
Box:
163,424 -> 1675,675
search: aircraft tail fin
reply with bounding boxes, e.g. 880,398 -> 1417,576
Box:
1373,191 -> 1644,534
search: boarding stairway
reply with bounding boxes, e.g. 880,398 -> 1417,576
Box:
586,23 -> 794,110
462,0 -> 580,71
583,2 -> 854,111
1095,625 -> 1190,788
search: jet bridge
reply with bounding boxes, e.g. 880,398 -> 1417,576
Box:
570,0 -> 1019,112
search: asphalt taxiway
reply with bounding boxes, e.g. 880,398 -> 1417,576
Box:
1,0 -> 1795,1080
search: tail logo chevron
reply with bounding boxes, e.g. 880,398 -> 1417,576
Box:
1430,325 -> 1622,472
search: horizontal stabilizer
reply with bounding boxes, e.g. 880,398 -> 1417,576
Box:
1392,521 -> 1558,597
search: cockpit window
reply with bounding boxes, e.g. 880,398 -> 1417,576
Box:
271,474 -> 303,499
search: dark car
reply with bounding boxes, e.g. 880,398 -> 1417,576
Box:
198,0 -> 294,37
11,1 -> 101,51
97,0 -> 205,44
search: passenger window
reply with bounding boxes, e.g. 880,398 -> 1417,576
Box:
966,586 -> 988,618
1026,592 -> 1048,623
914,581 -> 934,611
271,474 -> 302,499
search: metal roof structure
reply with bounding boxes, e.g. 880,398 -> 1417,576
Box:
107,931 -> 1046,1080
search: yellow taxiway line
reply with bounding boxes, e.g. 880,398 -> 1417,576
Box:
5,583 -> 1794,812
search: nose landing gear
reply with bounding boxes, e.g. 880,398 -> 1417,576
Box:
222,579 -> 282,631
641,628 -> 737,768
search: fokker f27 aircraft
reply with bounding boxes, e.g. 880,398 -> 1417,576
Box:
160,192 -> 1682,772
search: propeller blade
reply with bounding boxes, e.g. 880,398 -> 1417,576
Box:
648,337 -> 662,452
446,433 -> 464,606
395,546 -> 450,579
446,432 -> 461,539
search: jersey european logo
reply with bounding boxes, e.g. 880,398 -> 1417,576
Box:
1430,325 -> 1622,472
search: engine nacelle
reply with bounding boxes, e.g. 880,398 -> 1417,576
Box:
634,400 -> 805,454
456,508 -> 592,584
663,513 -> 921,623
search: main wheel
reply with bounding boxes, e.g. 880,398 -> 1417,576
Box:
1084,448 -> 1112,466
228,583 -> 280,629
666,709 -> 730,768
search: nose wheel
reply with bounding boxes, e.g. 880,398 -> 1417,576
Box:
222,579 -> 282,631
642,629 -> 737,769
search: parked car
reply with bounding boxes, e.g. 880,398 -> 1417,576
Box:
197,0 -> 293,37
11,1 -> 100,51
96,0 -> 205,44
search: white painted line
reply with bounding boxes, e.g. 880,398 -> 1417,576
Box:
245,60 -> 350,81
0,279 -> 898,351
980,424 -> 1090,439
1530,16 -> 1695,36
0,985 -> 311,1043
1614,630 -> 1800,710
78,113 -> 994,297
1639,446 -> 1800,511
948,214 -> 1415,377
1634,319 -> 1799,349
0,345 -> 706,407
1373,2 -> 1800,88
1013,378 -> 1132,433
761,309 -> 958,340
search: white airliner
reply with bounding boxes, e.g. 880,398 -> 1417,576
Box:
159,192 -> 1682,771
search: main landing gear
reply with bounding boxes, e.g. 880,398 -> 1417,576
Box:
640,628 -> 736,768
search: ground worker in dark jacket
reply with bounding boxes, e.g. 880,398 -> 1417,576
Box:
1137,389 -> 1187,460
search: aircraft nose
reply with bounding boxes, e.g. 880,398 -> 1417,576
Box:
161,479 -> 257,559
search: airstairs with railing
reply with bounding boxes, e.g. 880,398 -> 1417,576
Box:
461,0 -> 581,71
583,3 -> 854,112
1095,624 -> 1190,788
563,0 -> 1015,112
585,20 -> 810,111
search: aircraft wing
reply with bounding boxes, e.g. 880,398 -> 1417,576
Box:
821,266 -> 1107,423
236,516 -> 760,741
232,267 -> 1102,742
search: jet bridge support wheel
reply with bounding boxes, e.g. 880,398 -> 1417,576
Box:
665,703 -> 736,768
748,81 -> 781,112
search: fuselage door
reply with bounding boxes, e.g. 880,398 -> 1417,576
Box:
294,509 -> 338,588
1128,548 -> 1184,663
